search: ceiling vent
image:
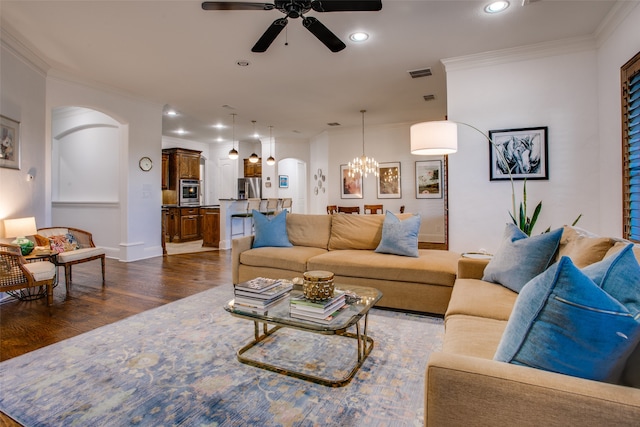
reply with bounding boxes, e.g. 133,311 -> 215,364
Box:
327,122 -> 341,126
423,94 -> 436,101
408,68 -> 432,78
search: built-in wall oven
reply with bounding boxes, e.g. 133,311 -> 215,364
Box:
179,179 -> 200,206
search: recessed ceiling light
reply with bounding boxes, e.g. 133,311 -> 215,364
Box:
484,1 -> 510,13
236,60 -> 250,66
349,32 -> 369,42
166,110 -> 177,116
175,129 -> 186,135
213,123 -> 226,129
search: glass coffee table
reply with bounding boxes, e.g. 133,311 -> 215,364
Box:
224,284 -> 382,387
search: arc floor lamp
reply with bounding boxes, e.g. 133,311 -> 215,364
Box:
410,120 -> 517,218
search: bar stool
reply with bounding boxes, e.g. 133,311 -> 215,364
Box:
231,199 -> 261,237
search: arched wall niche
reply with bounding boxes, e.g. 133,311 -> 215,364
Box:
52,106 -> 122,202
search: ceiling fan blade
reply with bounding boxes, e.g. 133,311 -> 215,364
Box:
252,18 -> 288,52
302,17 -> 345,52
201,2 -> 275,11
311,0 -> 382,12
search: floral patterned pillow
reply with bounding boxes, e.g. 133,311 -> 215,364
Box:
49,234 -> 79,253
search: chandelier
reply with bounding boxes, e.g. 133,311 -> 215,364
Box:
348,110 -> 378,178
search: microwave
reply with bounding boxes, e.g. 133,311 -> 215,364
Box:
179,179 -> 200,206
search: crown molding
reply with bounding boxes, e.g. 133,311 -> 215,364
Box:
0,22 -> 50,77
442,36 -> 597,73
594,1 -> 639,47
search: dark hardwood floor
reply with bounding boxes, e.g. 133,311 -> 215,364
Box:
0,250 -> 232,362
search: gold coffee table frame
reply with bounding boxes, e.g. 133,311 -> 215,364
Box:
225,284 -> 382,387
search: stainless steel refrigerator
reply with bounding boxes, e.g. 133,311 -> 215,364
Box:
238,178 -> 262,199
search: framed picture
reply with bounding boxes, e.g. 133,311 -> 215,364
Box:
340,164 -> 363,199
0,115 -> 20,170
489,126 -> 548,180
279,175 -> 289,188
415,160 -> 442,199
377,162 -> 401,199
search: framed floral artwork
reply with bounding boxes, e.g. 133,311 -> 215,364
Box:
415,160 -> 442,199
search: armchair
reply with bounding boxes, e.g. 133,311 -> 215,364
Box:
36,227 -> 106,293
0,243 -> 56,306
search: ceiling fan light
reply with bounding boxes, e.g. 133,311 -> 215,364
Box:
228,148 -> 239,160
484,1 -> 509,14
349,32 -> 369,42
266,156 -> 276,166
249,153 -> 259,163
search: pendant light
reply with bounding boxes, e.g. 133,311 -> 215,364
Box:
266,125 -> 276,166
249,120 -> 259,163
348,109 -> 378,178
228,113 -> 239,160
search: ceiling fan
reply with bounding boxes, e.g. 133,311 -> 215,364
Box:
201,1 -> 382,53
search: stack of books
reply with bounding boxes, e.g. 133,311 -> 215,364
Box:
233,277 -> 292,313
289,290 -> 347,324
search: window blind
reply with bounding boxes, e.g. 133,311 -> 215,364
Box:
622,52 -> 640,242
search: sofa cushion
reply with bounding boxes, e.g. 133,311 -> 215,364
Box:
446,278 -> 517,321
558,225 -> 614,268
56,247 -> 105,263
328,214 -> 385,250
307,249 -> 459,287
443,314 -> 507,359
375,211 -> 421,257
251,210 -> 292,249
494,256 -> 640,384
482,223 -> 562,293
286,214 -> 331,249
240,246 -> 327,273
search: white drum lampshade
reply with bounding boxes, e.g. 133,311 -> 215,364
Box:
410,121 -> 458,155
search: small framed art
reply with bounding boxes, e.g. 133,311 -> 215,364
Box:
488,126 -> 548,180
415,160 -> 442,199
279,175 -> 289,188
377,162 -> 401,199
340,164 -> 363,199
0,115 -> 20,170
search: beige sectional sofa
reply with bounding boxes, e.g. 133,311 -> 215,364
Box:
425,227 -> 640,426
232,213 -> 460,314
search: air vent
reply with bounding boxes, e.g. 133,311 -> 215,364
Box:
423,94 -> 436,101
408,68 -> 432,78
327,122 -> 341,126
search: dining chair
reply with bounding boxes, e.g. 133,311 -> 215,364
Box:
364,204 -> 383,214
327,205 -> 338,214
337,206 -> 360,214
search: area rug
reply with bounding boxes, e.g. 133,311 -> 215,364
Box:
0,285 -> 444,426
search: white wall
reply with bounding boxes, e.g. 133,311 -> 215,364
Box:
46,73 -> 164,261
0,38 -> 47,236
325,122 -> 447,242
445,40 -> 604,253
596,3 -> 640,237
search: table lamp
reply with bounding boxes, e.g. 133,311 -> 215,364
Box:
4,217 -> 38,255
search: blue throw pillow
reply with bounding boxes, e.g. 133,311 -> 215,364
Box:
251,210 -> 293,249
494,256 -> 640,383
482,223 -> 563,292
374,211 -> 421,257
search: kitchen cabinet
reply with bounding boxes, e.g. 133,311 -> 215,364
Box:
165,206 -> 201,243
163,148 -> 201,189
161,152 -> 169,190
201,207 -> 220,248
243,158 -> 262,177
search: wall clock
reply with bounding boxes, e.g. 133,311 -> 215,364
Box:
139,156 -> 153,171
